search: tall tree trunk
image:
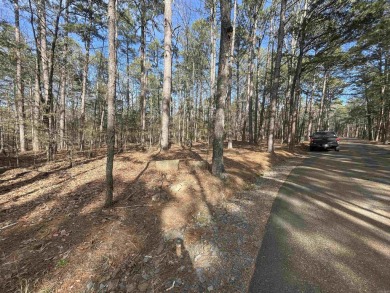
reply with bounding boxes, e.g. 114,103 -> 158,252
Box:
106,0 -> 117,207
267,0 -> 286,153
235,44 -> 241,140
47,0 -> 62,159
227,0 -> 237,149
299,92 -> 309,141
259,15 -> 275,142
317,71 -> 328,131
290,1 -> 308,149
253,16 -> 266,143
80,43 -> 91,150
59,65 -> 67,149
307,79 -> 316,140
33,59 -> 40,151
254,38 -> 261,144
79,0 -> 92,151
59,1 -> 69,150
37,0 -> 50,156
365,86 -> 373,141
212,0 -> 232,176
36,0 -> 62,160
161,0 -> 172,150
14,0 -> 26,152
247,16 -> 258,143
28,1 -> 41,147
376,48 -> 386,142
383,53 -> 389,144
140,7 -> 147,145
209,0 -> 217,146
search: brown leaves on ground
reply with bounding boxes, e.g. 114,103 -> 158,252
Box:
0,142 -> 296,292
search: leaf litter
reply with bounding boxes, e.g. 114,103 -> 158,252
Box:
0,142 -> 302,292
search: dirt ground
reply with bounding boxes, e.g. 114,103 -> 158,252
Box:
0,141 -> 302,292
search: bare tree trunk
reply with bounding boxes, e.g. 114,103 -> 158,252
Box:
307,79 -> 316,140
59,65 -> 67,149
247,12 -> 259,143
161,0 -> 172,150
36,0 -> 62,160
140,7 -> 147,146
59,2 -> 69,150
259,15 -> 274,142
33,59 -> 40,151
212,0 -> 232,176
227,0 -> 237,149
106,0 -> 117,207
242,62 -> 248,141
37,0 -> 50,157
299,92 -> 309,141
267,0 -> 286,153
79,0 -> 92,151
14,0 -> 26,152
383,53 -> 389,144
209,0 -> 217,146
235,48 -> 241,140
384,108 -> 390,144
317,71 -> 328,131
254,40 -> 261,144
365,86 -> 373,141
376,49 -> 386,142
80,42 -> 91,150
99,105 -> 105,146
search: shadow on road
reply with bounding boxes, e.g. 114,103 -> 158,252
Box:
249,141 -> 390,292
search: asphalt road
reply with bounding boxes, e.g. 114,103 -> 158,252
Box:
249,140 -> 390,293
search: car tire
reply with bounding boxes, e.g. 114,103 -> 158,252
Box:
309,146 -> 314,152
335,147 -> 340,152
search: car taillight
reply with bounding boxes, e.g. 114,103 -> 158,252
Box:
336,137 -> 340,141
310,138 -> 313,142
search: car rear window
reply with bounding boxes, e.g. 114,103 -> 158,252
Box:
312,132 -> 337,137
326,132 -> 337,137
312,132 -> 326,137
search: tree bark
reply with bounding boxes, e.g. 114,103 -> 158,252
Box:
37,0 -> 50,156
161,0 -> 172,150
259,15 -> 275,142
140,6 -> 147,146
79,48 -> 90,150
209,0 -> 217,146
33,59 -> 40,151
235,43 -> 241,140
14,0 -> 26,152
317,71 -> 328,131
59,1 -> 69,150
212,0 -> 232,176
247,13 -> 258,143
365,86 -> 373,141
79,0 -> 93,151
307,79 -> 316,140
106,0 -> 117,207
267,0 -> 286,153
59,63 -> 67,150
227,0 -> 237,149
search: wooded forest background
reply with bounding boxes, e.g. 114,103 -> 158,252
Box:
0,0 -> 389,165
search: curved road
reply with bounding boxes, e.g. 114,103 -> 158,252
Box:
249,140 -> 390,292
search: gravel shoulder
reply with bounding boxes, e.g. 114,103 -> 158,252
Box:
205,155 -> 305,292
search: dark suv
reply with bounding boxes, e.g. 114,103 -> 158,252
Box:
309,131 -> 340,151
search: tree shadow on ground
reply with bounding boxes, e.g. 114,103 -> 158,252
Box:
249,142 -> 390,292
0,151 -> 200,292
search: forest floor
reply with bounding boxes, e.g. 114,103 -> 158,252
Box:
0,141 -> 305,293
